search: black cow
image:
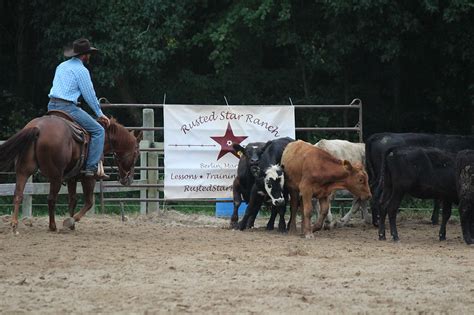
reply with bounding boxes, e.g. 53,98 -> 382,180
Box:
230,142 -> 266,229
366,132 -> 474,226
378,146 -> 458,241
455,150 -> 474,245
237,137 -> 295,232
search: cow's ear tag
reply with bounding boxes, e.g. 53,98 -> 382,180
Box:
237,151 -> 243,158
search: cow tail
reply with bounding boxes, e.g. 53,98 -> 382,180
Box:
376,148 -> 395,207
0,127 -> 40,171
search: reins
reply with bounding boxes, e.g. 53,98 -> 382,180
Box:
106,126 -> 136,180
106,128 -> 122,176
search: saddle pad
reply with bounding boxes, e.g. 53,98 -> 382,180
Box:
46,110 -> 89,144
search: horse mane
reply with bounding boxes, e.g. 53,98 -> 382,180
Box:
106,117 -> 123,132
107,117 -> 135,151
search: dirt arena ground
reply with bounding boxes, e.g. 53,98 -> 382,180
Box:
1,210 -> 473,314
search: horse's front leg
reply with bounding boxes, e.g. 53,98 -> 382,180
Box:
66,179 -> 78,230
64,177 -> 96,229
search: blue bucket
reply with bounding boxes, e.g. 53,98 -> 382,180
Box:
215,198 -> 247,218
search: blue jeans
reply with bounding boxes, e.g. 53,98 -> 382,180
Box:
48,101 -> 105,172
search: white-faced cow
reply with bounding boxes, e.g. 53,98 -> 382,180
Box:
230,142 -> 266,229
236,137 -> 294,232
455,150 -> 474,245
281,140 -> 371,239
378,146 -> 458,242
313,139 -> 371,228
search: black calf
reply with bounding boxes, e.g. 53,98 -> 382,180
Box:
237,137 -> 294,232
367,132 -> 474,227
378,146 -> 458,241
230,142 -> 266,229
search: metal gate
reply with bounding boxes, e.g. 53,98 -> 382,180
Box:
98,99 -> 363,214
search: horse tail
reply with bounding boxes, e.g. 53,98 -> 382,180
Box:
0,127 -> 40,171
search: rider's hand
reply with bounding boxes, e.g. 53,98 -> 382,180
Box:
98,115 -> 110,127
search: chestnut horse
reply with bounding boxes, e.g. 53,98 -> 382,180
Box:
0,115 -> 143,233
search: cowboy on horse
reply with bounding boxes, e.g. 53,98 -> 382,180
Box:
48,38 -> 110,179
0,38 -> 143,233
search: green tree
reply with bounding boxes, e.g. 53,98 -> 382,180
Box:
0,0 -> 472,136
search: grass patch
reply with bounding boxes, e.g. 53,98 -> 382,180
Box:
0,192 -> 460,220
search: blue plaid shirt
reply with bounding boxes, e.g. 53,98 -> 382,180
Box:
48,57 -> 104,117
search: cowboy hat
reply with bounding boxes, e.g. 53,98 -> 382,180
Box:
64,38 -> 99,57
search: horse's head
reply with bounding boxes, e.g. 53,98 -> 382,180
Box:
105,119 -> 143,186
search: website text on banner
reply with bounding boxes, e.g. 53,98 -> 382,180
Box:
164,105 -> 295,199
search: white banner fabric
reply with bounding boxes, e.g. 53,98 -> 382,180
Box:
163,105 -> 295,199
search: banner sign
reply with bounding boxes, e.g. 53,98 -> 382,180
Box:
164,105 -> 295,199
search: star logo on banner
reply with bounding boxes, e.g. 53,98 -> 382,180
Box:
211,122 -> 248,160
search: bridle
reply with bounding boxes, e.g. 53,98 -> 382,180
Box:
99,97 -> 138,181
106,129 -> 139,181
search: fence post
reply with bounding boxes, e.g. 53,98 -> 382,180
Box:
142,109 -> 155,214
139,140 -> 149,215
147,142 -> 158,213
22,177 -> 32,217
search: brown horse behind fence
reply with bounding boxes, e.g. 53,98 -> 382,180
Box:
0,115 -> 143,233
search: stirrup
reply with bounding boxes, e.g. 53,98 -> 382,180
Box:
95,161 -> 109,180
81,161 -> 109,180
97,161 -> 105,177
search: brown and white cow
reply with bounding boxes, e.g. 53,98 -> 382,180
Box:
281,140 -> 372,238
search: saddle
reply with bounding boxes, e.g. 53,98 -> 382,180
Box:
46,110 -> 91,180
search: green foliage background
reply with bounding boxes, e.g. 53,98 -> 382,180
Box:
1,0 -> 472,139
